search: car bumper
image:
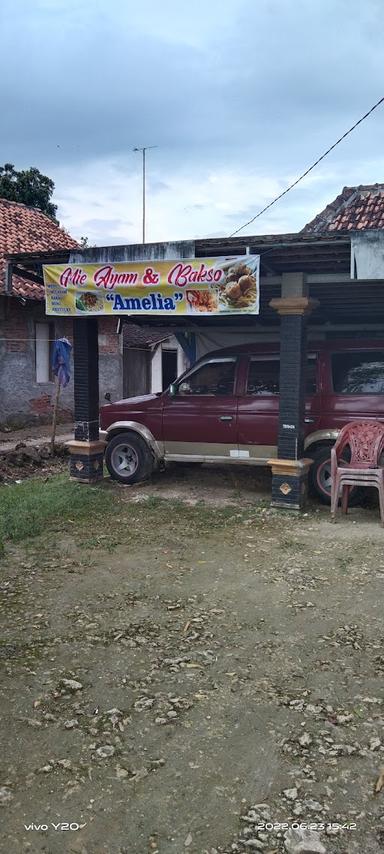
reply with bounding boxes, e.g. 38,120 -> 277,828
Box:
99,430 -> 108,441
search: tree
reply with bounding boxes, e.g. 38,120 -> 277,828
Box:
0,163 -> 57,219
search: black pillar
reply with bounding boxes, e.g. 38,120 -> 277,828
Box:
268,297 -> 318,510
277,311 -> 307,460
68,318 -> 105,482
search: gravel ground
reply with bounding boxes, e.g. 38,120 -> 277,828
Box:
1,466 -> 384,854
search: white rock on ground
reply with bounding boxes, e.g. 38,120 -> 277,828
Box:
96,745 -> 115,758
284,827 -> 326,854
283,787 -> 298,800
0,787 -> 13,805
299,732 -> 312,747
61,679 -> 83,692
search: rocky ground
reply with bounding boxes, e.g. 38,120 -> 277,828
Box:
1,466 -> 384,853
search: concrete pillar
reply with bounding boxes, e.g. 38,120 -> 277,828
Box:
151,345 -> 163,393
268,273 -> 318,510
177,342 -> 186,377
68,318 -> 105,482
280,271 -> 307,299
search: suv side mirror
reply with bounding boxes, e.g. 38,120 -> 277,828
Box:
169,383 -> 178,397
104,392 -> 111,402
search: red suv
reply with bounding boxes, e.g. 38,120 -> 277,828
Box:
100,340 -> 384,502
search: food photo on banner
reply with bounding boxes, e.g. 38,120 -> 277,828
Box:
43,256 -> 260,317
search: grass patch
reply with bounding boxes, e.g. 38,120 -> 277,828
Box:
0,474 -> 116,547
0,473 -> 269,554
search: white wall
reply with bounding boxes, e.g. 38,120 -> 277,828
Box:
150,336 -> 188,392
35,322 -> 51,383
151,346 -> 163,393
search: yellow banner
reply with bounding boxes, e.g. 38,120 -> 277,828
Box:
43,256 -> 260,317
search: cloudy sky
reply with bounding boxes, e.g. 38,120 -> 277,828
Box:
1,0 -> 383,245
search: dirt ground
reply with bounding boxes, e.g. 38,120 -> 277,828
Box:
0,422 -> 73,446
1,465 -> 384,854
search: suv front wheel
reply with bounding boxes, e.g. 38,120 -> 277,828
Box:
309,445 -> 364,506
105,432 -> 153,484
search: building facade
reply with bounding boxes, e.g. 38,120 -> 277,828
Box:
0,199 -> 123,428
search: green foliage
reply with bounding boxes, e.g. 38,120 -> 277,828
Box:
0,162 -> 57,218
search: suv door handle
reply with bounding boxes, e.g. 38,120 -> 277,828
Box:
305,417 -> 315,423
220,415 -> 233,421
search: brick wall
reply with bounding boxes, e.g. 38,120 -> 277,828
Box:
98,317 -> 120,354
0,299 -> 123,428
4,302 -> 29,353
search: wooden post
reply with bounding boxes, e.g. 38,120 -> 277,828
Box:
51,376 -> 61,454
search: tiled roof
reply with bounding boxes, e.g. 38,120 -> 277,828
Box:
123,322 -> 174,348
0,198 -> 78,299
302,183 -> 384,233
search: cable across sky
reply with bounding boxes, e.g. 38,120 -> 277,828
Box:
229,94 -> 384,238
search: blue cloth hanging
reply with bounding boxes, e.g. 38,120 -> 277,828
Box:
52,337 -> 72,387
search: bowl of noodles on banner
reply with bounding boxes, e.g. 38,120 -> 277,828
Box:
75,292 -> 104,314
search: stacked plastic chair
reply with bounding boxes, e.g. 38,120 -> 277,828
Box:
330,420 -> 384,525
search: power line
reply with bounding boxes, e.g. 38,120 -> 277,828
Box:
229,94 -> 384,238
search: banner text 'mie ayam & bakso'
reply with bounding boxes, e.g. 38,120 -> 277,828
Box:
58,263 -> 225,289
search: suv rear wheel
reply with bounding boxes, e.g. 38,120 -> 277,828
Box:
309,445 -> 364,506
105,432 -> 153,484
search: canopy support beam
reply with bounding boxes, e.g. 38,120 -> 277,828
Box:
268,273 -> 318,510
67,318 -> 105,482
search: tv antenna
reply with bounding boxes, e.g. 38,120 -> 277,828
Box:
133,145 -> 158,244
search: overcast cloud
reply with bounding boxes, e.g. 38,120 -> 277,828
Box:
1,0 -> 383,244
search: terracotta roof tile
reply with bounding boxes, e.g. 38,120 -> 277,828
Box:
0,198 -> 78,299
123,322 -> 174,348
302,183 -> 384,234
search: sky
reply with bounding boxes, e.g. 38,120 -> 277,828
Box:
0,0 -> 384,246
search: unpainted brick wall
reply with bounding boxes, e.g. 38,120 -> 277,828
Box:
0,300 -> 123,427
98,317 -> 121,355
4,303 -> 29,353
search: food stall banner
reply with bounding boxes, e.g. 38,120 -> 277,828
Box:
43,256 -> 260,317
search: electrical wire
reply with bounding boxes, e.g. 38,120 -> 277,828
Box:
229,95 -> 384,238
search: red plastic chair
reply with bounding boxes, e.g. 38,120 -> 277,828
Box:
331,420 -> 384,524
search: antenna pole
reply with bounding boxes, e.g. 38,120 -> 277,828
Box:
133,145 -> 157,245
142,147 -> 146,244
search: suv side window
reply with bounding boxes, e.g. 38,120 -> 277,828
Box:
178,358 -> 236,396
246,359 -> 279,395
332,351 -> 384,394
246,355 -> 318,396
